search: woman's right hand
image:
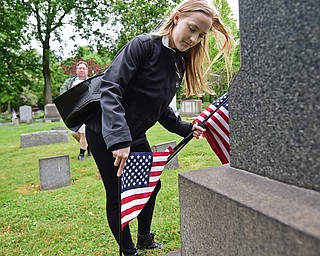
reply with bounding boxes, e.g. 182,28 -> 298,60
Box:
112,147 -> 131,177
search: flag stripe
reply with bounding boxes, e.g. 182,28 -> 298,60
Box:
205,131 -> 230,164
206,111 -> 229,141
205,118 -> 229,147
205,127 -> 229,154
205,118 -> 230,163
122,198 -> 150,213
121,191 -> 153,206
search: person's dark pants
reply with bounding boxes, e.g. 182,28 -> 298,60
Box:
86,128 -> 161,254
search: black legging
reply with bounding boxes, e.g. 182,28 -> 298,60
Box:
86,128 -> 161,254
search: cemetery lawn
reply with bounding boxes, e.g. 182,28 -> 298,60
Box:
0,121 -> 221,256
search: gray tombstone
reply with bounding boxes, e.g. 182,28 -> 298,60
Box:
151,141 -> 178,170
180,100 -> 202,116
44,103 -> 61,122
19,105 -> 32,122
20,130 -> 69,148
39,155 -> 71,190
177,0 -> 320,255
51,126 -> 67,131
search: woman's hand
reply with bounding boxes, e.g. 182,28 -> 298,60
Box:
112,147 -> 130,177
192,124 -> 206,138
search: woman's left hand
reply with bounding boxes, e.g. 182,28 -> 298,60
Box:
192,124 -> 206,138
112,147 -> 131,177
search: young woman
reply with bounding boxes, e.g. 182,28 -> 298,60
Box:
85,0 -> 234,255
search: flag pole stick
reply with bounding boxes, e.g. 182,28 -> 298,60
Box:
166,96 -> 228,164
118,176 -> 122,256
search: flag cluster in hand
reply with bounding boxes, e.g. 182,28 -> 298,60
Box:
120,93 -> 229,228
193,93 -> 230,164
121,151 -> 170,229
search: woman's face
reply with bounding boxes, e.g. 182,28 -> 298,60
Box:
170,11 -> 212,52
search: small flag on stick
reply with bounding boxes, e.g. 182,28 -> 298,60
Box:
193,93 -> 230,164
121,151 -> 170,229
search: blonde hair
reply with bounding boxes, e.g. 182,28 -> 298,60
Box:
155,0 -> 235,97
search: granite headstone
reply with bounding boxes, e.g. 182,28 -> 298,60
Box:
19,105 -> 32,122
39,155 -> 71,190
44,103 -> 61,122
20,130 -> 69,148
177,0 -> 320,255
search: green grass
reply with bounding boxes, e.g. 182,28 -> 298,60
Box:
0,120 -> 220,256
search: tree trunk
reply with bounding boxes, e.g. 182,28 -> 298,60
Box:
42,38 -> 52,105
7,102 -> 11,114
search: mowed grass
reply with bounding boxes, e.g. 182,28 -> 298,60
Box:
0,120 -> 221,256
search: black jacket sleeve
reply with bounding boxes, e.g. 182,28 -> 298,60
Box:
158,107 -> 193,138
100,35 -> 154,150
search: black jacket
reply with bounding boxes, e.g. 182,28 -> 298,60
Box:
86,34 -> 193,150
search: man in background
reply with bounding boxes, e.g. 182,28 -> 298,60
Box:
60,61 -> 91,161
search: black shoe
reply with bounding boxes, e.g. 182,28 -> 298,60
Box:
87,146 -> 92,157
124,253 -> 143,256
123,248 -> 143,256
136,232 -> 163,250
78,154 -> 85,161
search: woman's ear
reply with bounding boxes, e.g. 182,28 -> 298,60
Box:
173,11 -> 180,25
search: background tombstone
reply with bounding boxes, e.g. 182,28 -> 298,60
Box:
39,155 -> 71,190
20,130 -> 69,148
177,0 -> 320,255
19,105 -> 32,123
151,140 -> 178,170
179,99 -> 202,116
44,103 -> 61,122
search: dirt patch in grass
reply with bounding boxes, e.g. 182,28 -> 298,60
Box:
16,184 -> 40,194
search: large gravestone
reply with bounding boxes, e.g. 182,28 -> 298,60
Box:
229,0 -> 320,191
177,0 -> 320,255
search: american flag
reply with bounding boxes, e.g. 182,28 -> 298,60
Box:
193,93 -> 230,164
121,151 -> 170,229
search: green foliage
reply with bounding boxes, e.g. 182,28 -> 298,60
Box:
1,0 -> 241,109
0,120 -> 221,255
0,1 -> 39,111
0,47 -> 43,111
108,0 -> 180,57
8,0 -> 113,105
60,46 -> 111,77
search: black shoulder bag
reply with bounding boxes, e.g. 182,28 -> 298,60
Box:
53,73 -> 103,131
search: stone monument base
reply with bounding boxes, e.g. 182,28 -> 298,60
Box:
178,165 -> 320,256
163,250 -> 181,256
